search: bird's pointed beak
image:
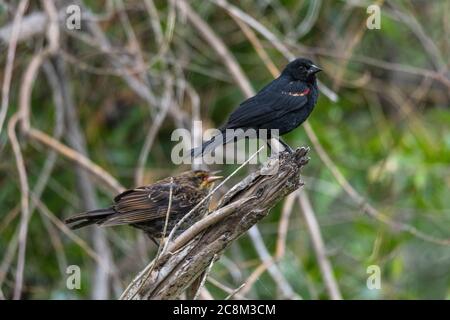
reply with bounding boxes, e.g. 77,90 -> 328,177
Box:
206,175 -> 223,183
308,64 -> 322,75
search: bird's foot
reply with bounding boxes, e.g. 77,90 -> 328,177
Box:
278,139 -> 294,153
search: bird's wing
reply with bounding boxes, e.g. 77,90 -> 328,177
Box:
225,81 -> 310,129
101,183 -> 195,226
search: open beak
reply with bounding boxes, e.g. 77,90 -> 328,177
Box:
308,64 -> 322,75
206,175 -> 223,183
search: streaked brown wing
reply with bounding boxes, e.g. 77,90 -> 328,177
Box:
100,182 -> 198,227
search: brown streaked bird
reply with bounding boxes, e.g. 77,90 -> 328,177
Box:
64,171 -> 222,244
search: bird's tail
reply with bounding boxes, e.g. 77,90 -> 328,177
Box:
64,208 -> 115,230
190,129 -> 245,158
190,137 -> 219,158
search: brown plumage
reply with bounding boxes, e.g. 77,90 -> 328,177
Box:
64,171 -> 222,243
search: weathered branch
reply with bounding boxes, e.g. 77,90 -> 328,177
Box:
121,147 -> 310,300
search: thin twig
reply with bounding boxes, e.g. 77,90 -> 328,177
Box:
211,0 -> 338,102
224,283 -> 246,300
298,191 -> 342,300
8,113 -> 30,300
239,261 -> 272,297
176,0 -> 254,97
207,277 -> 246,300
193,254 -> 217,300
28,128 -> 124,194
135,77 -> 173,185
161,178 -> 175,245
248,226 -> 300,299
0,227 -> 19,292
276,193 -> 296,258
32,195 -> 117,277
0,0 -> 28,139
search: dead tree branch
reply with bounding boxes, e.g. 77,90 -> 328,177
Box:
121,147 -> 309,300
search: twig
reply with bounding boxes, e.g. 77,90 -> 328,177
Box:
39,211 -> 67,274
211,0 -> 338,102
143,0 -> 163,46
248,226 -> 300,299
0,0 -> 28,139
276,193 -> 296,258
32,195 -> 116,275
230,16 -> 279,77
135,76 -> 173,185
161,178 -> 175,245
193,254 -> 217,300
293,0 -> 322,38
224,282 -> 247,300
298,191 -> 342,300
389,3 -> 447,72
0,205 -> 20,234
237,262 -> 270,297
19,52 -> 47,133
207,277 -> 247,300
235,192 -> 297,297
28,128 -> 124,194
176,0 -> 254,98
0,227 -> 19,292
8,113 -> 30,300
41,0 -> 59,53
0,12 -> 46,44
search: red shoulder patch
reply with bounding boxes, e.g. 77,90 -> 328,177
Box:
282,88 -> 310,97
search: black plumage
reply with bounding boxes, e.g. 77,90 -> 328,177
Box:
64,171 -> 222,242
191,58 -> 321,157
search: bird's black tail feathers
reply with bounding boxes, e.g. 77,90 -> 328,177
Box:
190,136 -> 219,158
190,129 -> 246,158
64,208 -> 115,230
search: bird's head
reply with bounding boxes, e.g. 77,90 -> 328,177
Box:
183,170 -> 223,190
282,58 -> 322,82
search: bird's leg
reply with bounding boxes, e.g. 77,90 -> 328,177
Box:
278,138 -> 294,153
267,137 -> 293,153
265,140 -> 272,151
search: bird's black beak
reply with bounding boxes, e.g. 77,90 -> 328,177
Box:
307,64 -> 322,75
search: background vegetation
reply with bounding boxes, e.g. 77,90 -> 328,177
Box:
0,0 -> 449,299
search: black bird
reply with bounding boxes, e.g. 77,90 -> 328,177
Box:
191,58 -> 321,157
64,171 -> 222,243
